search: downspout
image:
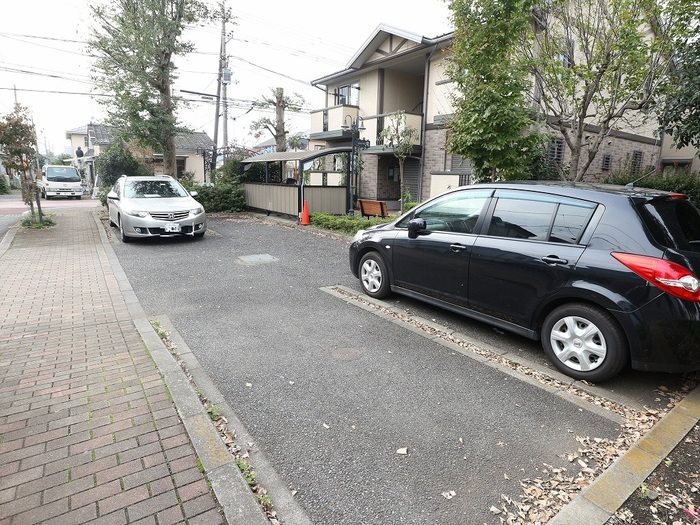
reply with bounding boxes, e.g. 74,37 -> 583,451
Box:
418,44 -> 439,202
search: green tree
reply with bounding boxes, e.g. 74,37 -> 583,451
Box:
657,29 -> 700,149
90,0 -> 209,177
448,0 -> 545,181
524,0 -> 694,180
250,88 -> 305,152
379,112 -> 419,212
0,105 -> 43,222
95,142 -> 152,188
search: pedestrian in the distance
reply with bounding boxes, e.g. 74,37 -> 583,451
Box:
76,146 -> 84,158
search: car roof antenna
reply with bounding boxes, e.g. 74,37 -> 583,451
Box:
625,167 -> 656,189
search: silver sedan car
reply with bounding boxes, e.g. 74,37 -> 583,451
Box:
107,175 -> 206,242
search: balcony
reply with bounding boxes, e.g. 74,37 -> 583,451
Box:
310,105 -> 422,148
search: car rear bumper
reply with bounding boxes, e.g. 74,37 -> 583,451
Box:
614,295 -> 700,373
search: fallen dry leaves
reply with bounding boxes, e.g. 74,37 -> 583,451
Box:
334,287 -> 699,524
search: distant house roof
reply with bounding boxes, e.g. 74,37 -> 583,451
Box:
174,131 -> 215,151
65,125 -> 87,138
65,123 -> 214,155
88,124 -> 116,145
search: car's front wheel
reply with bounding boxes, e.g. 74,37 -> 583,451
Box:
118,216 -> 132,243
358,252 -> 390,299
541,303 -> 628,382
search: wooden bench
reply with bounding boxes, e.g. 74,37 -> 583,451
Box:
358,199 -> 389,218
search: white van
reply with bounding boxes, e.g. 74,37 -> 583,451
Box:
38,165 -> 84,199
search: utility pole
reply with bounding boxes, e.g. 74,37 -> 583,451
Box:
210,1 -> 227,174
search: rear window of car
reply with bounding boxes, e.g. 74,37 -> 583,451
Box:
488,191 -> 596,244
639,198 -> 700,253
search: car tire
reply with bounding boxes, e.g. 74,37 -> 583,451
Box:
119,216 -> 132,243
359,252 -> 391,299
541,303 -> 628,382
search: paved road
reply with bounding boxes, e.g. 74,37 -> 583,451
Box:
107,215 -> 676,524
0,193 -> 100,239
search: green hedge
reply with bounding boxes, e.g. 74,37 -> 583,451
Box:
311,212 -> 392,235
0,175 -> 8,194
603,171 -> 700,204
193,183 -> 246,213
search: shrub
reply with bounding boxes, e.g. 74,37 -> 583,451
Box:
193,182 -> 245,212
603,170 -> 700,205
95,142 -> 152,188
0,174 -> 8,194
311,212 -> 392,235
21,214 -> 55,229
179,171 -> 196,190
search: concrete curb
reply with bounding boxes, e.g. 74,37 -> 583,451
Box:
550,386 -> 700,524
92,212 -> 269,525
0,222 -> 19,259
154,315 -> 313,525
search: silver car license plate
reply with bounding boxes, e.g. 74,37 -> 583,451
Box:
165,223 -> 181,233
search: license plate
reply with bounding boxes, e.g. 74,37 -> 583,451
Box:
164,223 -> 181,233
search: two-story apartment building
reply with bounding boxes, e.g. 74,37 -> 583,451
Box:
310,24 -> 696,204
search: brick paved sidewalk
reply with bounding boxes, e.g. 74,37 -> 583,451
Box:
0,210 -> 225,525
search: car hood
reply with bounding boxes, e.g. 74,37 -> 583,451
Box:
127,197 -> 199,211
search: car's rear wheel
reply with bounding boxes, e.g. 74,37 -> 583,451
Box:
118,216 -> 132,243
541,303 -> 628,382
359,252 -> 390,299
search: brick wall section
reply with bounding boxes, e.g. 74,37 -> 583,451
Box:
0,210 -> 225,525
419,127 -> 660,198
422,128 -> 449,201
358,153 -> 379,200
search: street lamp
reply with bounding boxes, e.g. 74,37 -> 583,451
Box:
341,115 -> 366,214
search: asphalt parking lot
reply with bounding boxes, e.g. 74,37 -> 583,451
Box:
108,214 -> 688,524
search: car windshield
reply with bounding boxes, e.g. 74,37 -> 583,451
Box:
639,197 -> 700,253
46,167 -> 81,182
124,180 -> 188,198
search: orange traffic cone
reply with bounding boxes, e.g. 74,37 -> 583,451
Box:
300,200 -> 311,225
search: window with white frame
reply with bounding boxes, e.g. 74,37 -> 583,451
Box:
337,82 -> 359,106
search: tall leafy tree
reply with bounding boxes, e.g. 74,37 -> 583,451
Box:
90,0 -> 208,176
657,25 -> 700,149
0,105 -> 43,221
448,0 -> 545,181
524,0 -> 695,180
379,112 -> 419,212
250,88 -> 305,152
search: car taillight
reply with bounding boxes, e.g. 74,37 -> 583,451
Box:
611,252 -> 700,302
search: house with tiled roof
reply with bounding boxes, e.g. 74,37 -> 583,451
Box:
66,124 -> 215,184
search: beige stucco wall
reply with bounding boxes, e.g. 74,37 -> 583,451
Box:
661,135 -> 700,171
426,54 -> 454,125
383,70 -> 423,114
185,154 -> 205,182
68,133 -> 86,155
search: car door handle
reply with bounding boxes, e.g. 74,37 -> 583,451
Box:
450,243 -> 468,253
542,255 -> 569,265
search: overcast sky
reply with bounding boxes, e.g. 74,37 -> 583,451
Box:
0,0 -> 453,155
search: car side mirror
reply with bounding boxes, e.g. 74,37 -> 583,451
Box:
107,191 -> 119,200
407,218 -> 427,239
189,191 -> 198,198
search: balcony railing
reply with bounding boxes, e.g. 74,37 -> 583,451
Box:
310,105 -> 422,147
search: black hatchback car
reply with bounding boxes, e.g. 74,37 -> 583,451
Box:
349,182 -> 700,382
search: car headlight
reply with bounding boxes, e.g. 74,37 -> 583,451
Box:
190,207 -> 204,216
352,229 -> 367,242
124,209 -> 148,218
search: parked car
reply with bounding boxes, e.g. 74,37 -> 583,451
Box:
349,182 -> 700,382
38,165 -> 83,199
107,175 -> 206,242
